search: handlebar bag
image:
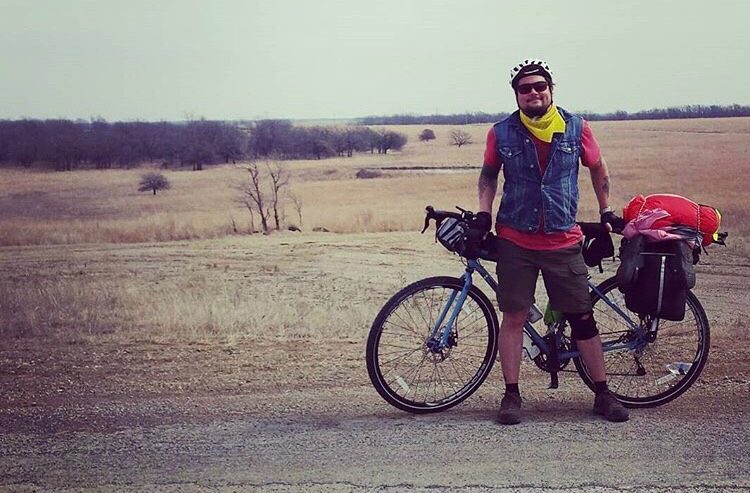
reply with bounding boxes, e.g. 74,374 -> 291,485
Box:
436,217 -> 467,253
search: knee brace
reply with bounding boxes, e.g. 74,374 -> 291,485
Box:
565,311 -> 599,340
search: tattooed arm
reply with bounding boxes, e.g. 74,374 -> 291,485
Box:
588,157 -> 611,213
479,127 -> 501,215
478,165 -> 499,214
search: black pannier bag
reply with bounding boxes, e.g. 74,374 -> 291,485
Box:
616,238 -> 697,321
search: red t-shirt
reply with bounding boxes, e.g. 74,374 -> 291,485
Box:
483,120 -> 602,250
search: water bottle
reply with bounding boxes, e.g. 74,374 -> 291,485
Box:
522,332 -> 541,359
526,303 -> 543,323
521,304 -> 543,360
666,362 -> 692,375
543,303 -> 562,326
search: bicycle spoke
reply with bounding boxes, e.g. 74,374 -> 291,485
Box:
403,355 -> 428,397
378,349 -> 422,361
448,358 -> 468,387
380,347 -> 424,377
430,364 -> 442,403
382,318 -> 425,338
412,291 -> 435,331
392,304 -> 428,337
378,341 -> 423,351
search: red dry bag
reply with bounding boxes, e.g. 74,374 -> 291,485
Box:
622,194 -> 722,246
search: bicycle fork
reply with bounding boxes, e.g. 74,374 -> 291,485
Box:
425,271 -> 475,357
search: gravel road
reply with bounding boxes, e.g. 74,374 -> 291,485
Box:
2,365 -> 749,493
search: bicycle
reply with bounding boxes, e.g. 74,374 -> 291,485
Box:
365,205 -> 712,413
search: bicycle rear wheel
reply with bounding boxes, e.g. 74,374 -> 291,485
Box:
574,276 -> 710,408
366,276 -> 498,413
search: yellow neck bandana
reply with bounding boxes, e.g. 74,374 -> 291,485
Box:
519,105 -> 566,143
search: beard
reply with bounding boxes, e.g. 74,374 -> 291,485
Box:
522,105 -> 549,118
520,96 -> 553,118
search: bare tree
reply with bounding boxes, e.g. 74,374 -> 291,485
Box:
238,162 -> 270,233
235,160 -> 291,233
449,129 -> 473,148
248,208 -> 256,233
267,161 -> 290,230
138,172 -> 171,195
288,191 -> 304,228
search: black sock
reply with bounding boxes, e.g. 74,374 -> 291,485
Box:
594,381 -> 608,395
505,383 -> 520,395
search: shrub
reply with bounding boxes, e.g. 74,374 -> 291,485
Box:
356,168 -> 383,179
138,172 -> 171,195
419,129 -> 436,142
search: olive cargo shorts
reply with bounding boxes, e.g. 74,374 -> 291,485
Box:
495,238 -> 592,314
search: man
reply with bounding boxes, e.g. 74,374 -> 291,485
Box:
470,59 -> 629,424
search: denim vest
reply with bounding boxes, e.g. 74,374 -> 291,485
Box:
493,107 -> 583,233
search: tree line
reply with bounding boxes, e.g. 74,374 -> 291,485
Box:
360,112 -> 506,125
0,118 -> 407,170
247,120 -> 406,160
579,104 -> 750,121
0,119 -> 245,171
358,104 -> 750,125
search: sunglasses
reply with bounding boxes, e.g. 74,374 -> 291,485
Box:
517,81 -> 549,94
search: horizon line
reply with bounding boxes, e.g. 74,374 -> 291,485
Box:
2,102 -> 750,124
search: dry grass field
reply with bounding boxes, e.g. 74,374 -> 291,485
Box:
1,118 -> 749,342
1,118 -> 748,246
1,118 -> 748,342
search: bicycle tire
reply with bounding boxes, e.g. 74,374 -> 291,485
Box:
573,276 -> 710,408
366,276 -> 498,413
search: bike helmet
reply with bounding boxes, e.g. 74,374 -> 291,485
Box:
510,58 -> 553,88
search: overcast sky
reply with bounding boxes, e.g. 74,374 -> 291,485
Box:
1,0 -> 748,121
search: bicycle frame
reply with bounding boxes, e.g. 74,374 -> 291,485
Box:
427,258 -> 649,360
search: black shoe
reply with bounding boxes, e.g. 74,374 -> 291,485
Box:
497,392 -> 522,425
593,390 -> 630,422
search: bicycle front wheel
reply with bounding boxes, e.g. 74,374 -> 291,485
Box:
574,276 -> 710,408
366,276 -> 498,413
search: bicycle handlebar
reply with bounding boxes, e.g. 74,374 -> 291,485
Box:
423,206 -> 622,237
423,205 -> 625,264
422,205 -> 470,233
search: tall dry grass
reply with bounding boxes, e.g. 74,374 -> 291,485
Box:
3,229 -> 745,343
0,233 -> 452,342
0,277 -> 383,342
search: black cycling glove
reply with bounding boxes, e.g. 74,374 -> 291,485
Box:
462,211 -> 492,259
600,210 -> 626,233
468,211 -> 492,233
